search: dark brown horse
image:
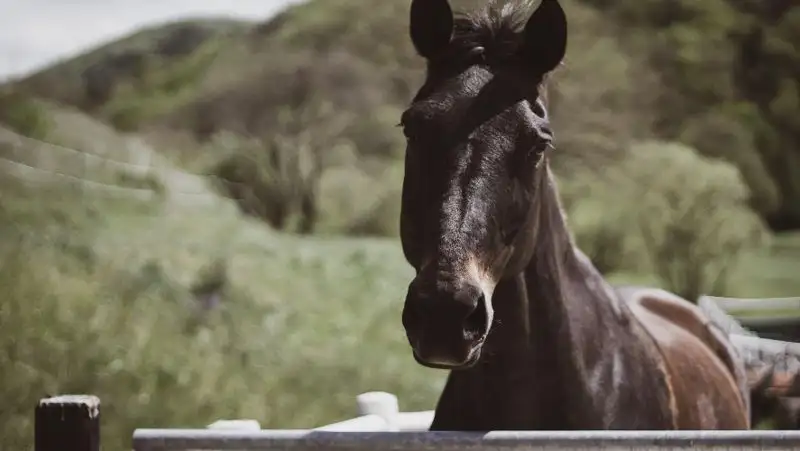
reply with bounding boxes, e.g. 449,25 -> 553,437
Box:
398,0 -> 750,430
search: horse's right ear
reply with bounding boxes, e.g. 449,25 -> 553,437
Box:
409,0 -> 454,59
521,0 -> 567,75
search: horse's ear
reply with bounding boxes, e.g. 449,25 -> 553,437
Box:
520,0 -> 568,75
409,0 -> 454,59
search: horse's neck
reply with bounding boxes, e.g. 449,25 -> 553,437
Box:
469,165 -> 628,426
526,173 -> 627,364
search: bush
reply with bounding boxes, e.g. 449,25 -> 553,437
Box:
204,82 -> 405,237
114,169 -> 166,196
587,141 -> 769,300
0,90 -> 51,140
109,103 -> 146,131
343,190 -> 402,237
0,238 -> 269,451
207,132 -> 309,231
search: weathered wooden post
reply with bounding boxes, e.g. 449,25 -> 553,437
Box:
35,395 -> 100,451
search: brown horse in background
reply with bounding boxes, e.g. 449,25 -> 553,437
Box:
397,0 -> 750,430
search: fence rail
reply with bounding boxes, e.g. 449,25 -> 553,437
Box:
131,429 -> 800,451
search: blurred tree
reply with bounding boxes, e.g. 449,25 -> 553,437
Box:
579,0 -> 800,230
612,141 -> 767,300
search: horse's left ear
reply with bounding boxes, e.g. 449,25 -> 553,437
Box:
409,0 -> 454,59
520,0 -> 568,75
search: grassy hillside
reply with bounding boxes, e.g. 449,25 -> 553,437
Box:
0,174 -> 443,451
0,105 -> 432,450
10,18 -> 251,130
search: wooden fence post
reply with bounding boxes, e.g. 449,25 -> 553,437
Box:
35,395 -> 100,451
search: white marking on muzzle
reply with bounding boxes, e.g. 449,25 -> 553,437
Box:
466,255 -> 497,334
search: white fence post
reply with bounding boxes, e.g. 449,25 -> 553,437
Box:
205,419 -> 261,431
313,391 -> 401,432
356,391 -> 399,429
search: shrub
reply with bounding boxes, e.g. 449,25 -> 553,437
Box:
594,140 -> 769,300
109,103 -> 146,131
114,169 -> 166,196
0,238 -> 269,451
0,90 -> 51,140
205,89 -> 388,235
208,132 -> 305,230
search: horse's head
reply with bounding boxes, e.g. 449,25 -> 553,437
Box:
400,0 -> 568,369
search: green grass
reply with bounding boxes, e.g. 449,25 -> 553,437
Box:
725,232 -> 800,298
0,179 -> 443,451
606,231 -> 800,300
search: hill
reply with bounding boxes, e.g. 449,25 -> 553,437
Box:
9,18 -> 252,130
9,0 -> 799,231
3,0 -> 798,321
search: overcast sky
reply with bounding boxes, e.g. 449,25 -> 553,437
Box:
0,0 -> 300,81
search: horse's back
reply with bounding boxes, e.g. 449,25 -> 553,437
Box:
615,285 -> 750,429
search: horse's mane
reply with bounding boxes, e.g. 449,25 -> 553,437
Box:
442,1 -> 555,99
450,0 -> 534,59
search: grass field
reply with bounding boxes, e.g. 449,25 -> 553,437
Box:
0,161 -> 443,450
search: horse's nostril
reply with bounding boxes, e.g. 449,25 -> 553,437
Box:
463,294 -> 487,341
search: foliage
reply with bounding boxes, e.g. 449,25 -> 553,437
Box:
208,132 -> 303,231
113,169 -> 166,195
0,89 -> 51,140
578,0 -> 800,230
565,191 -> 630,275
205,94 -> 356,234
583,141 -> 769,300
207,128 -> 405,237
